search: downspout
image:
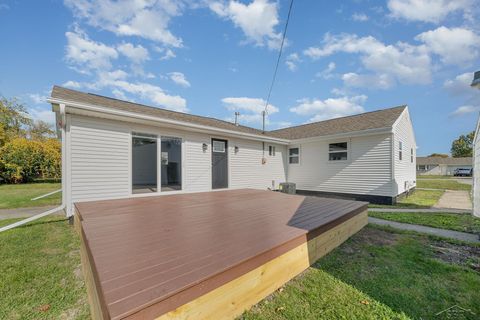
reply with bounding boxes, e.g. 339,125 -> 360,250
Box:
0,105 -> 67,233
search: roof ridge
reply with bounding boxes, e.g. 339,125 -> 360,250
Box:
269,105 -> 407,133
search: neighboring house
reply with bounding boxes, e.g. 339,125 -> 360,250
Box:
48,86 -> 416,215
416,157 -> 472,175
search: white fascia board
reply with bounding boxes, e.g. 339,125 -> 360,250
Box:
47,98 -> 290,145
287,126 -> 393,144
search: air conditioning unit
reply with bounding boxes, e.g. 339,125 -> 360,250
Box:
279,182 -> 296,195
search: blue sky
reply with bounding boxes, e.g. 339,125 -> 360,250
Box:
0,0 -> 479,156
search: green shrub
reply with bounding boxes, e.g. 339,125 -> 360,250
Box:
0,138 -> 61,183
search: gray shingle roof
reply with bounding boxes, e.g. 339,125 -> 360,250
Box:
51,86 -> 406,140
268,106 -> 406,139
417,157 -> 472,165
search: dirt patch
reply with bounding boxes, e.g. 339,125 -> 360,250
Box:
430,240 -> 480,272
352,227 -> 399,247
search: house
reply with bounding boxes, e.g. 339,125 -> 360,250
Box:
473,117 -> 480,217
48,86 -> 416,216
416,156 -> 472,175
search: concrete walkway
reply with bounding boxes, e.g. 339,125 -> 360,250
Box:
433,190 -> 472,210
0,205 -> 64,220
369,208 -> 472,214
368,217 -> 479,243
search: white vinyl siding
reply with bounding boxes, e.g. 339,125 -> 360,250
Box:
287,134 -> 393,196
230,139 -> 287,190
67,114 -> 288,215
70,115 -> 131,206
393,110 -> 416,195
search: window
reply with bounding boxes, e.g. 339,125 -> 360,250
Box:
410,148 -> 413,163
161,137 -> 182,191
269,145 -> 276,156
328,142 -> 348,161
399,141 -> 403,161
289,148 -> 299,164
213,140 -> 226,153
418,165 -> 426,170
132,132 -> 157,194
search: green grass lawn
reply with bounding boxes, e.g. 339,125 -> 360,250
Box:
0,183 -> 62,209
417,175 -> 453,179
416,179 -> 471,191
2,218 -> 479,320
243,226 -> 480,320
369,211 -> 480,234
370,189 -> 445,209
0,217 -> 89,319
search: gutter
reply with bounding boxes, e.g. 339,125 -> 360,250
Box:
48,98 -> 291,145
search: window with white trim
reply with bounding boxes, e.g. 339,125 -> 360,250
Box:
289,148 -> 299,164
399,141 -> 403,161
328,142 -> 348,161
269,145 -> 276,156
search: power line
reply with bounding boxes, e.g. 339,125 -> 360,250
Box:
263,0 -> 294,133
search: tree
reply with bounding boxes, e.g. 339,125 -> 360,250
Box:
451,131 -> 474,158
28,120 -> 55,140
428,153 -> 449,158
0,96 -> 32,146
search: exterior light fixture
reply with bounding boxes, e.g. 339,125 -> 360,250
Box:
472,71 -> 480,89
234,146 -> 239,153
202,143 -> 208,152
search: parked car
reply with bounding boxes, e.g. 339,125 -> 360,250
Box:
453,168 -> 472,177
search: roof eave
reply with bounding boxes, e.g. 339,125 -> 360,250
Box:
286,126 -> 393,143
47,97 -> 291,144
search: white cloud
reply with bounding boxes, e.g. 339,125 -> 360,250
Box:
28,93 -> 48,105
168,72 -> 190,87
316,62 -> 336,79
444,72 -> 480,117
221,97 -> 279,125
222,97 -> 278,114
416,26 -> 480,66
290,95 -> 367,122
117,42 -> 149,64
64,0 -> 184,47
352,13 -> 369,22
285,53 -> 300,71
154,47 -> 176,60
387,0 -> 473,23
209,0 -> 282,49
28,107 -> 56,125
342,72 -> 394,89
110,80 -> 187,112
451,105 -> 480,116
443,72 -> 475,95
65,27 -> 118,73
304,33 -> 431,88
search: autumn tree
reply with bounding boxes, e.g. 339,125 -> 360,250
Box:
451,131 -> 474,158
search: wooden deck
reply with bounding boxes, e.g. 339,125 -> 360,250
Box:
75,189 -> 368,320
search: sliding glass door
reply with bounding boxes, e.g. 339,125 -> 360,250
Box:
132,133 -> 157,194
161,137 -> 182,191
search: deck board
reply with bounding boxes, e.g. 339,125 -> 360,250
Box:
76,189 -> 367,319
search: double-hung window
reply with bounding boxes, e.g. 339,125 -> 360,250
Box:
289,148 -> 299,164
328,142 -> 348,161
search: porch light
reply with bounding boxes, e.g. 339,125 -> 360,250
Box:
472,71 -> 480,89
234,146 -> 239,153
202,143 -> 208,152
